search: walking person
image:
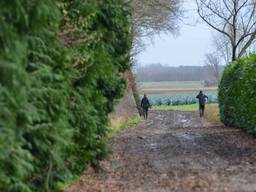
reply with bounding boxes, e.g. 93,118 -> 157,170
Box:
141,94 -> 151,120
196,90 -> 208,117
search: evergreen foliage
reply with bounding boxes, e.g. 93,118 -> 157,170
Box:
219,54 -> 256,134
0,0 -> 131,191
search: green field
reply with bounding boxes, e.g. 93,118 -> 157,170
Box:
153,104 -> 199,111
153,104 -> 221,125
139,81 -> 204,89
138,81 -> 218,95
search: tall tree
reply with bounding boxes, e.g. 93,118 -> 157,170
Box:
204,53 -> 221,83
128,0 -> 182,114
196,0 -> 256,61
131,0 -> 182,56
211,34 -> 233,64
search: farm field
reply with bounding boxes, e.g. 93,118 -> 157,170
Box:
138,81 -> 218,106
138,81 -> 218,95
147,93 -> 217,106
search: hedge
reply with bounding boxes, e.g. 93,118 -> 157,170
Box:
0,0 -> 131,191
219,54 -> 256,134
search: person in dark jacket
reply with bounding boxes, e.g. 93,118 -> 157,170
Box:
196,90 -> 208,117
141,94 -> 151,120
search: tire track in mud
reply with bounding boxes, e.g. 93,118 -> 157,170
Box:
67,110 -> 256,192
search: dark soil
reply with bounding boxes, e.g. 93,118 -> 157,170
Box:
67,110 -> 256,192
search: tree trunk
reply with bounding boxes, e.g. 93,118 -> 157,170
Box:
128,69 -> 143,116
232,46 -> 237,61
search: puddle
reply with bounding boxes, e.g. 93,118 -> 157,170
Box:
155,115 -> 164,121
174,133 -> 203,141
176,114 -> 194,127
148,143 -> 158,149
146,121 -> 154,127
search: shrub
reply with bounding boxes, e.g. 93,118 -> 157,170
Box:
219,54 -> 256,134
0,0 -> 131,191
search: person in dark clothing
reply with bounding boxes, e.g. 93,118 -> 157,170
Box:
196,90 -> 208,117
141,94 -> 151,120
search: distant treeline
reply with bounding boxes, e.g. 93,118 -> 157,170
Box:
135,64 -> 224,82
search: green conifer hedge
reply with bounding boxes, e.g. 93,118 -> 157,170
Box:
0,0 -> 131,191
219,54 -> 256,134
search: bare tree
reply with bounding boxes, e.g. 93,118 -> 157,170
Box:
127,0 -> 182,115
131,0 -> 183,56
127,70 -> 143,115
196,0 -> 256,61
204,53 -> 221,83
212,34 -> 232,64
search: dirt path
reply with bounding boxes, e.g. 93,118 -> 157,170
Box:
68,110 -> 256,192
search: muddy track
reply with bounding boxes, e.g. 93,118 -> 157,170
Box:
68,110 -> 256,192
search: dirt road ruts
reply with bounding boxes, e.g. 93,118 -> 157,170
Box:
67,110 -> 256,192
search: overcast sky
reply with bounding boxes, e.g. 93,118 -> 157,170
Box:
137,1 -> 215,67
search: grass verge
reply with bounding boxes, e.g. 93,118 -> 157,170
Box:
153,104 -> 198,111
204,104 -> 221,125
153,103 -> 221,125
108,115 -> 141,138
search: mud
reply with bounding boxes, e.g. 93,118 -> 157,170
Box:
67,110 -> 256,192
